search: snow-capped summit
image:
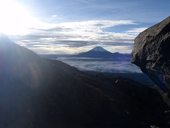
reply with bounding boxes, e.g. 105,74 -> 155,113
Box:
76,46 -> 131,61
91,46 -> 109,52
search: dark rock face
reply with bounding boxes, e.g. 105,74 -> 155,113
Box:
132,16 -> 170,92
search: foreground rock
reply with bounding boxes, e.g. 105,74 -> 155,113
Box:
132,16 -> 170,93
0,35 -> 170,128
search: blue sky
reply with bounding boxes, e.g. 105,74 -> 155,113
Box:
20,0 -> 170,22
1,0 -> 170,54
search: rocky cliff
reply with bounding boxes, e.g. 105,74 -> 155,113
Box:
132,16 -> 170,93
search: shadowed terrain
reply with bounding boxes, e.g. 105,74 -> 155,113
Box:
0,35 -> 170,128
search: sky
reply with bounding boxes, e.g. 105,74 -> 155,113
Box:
0,0 -> 170,54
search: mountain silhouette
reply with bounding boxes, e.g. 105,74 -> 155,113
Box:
89,46 -> 110,52
0,35 -> 169,128
76,46 -> 131,61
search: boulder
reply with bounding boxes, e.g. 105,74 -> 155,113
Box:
132,16 -> 170,93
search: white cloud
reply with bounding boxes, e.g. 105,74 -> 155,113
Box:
11,19 -> 147,54
126,27 -> 148,34
107,45 -> 132,53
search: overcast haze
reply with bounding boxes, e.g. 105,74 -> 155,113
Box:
1,0 -> 170,54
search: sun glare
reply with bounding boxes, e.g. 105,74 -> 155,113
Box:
0,0 -> 41,35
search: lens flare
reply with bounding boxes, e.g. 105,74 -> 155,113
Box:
0,0 -> 42,35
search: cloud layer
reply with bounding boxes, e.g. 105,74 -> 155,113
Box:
12,19 -> 147,54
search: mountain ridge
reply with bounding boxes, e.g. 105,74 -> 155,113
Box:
0,35 -> 169,128
76,46 -> 131,61
41,46 -> 131,61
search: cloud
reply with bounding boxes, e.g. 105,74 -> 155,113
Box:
126,27 -> 147,35
11,19 -> 147,54
58,58 -> 141,73
107,45 -> 133,53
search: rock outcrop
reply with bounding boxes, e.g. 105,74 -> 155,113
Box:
132,16 -> 170,93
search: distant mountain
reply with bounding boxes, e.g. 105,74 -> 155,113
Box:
76,46 -> 131,61
0,36 -> 169,128
41,46 -> 131,61
90,46 -> 110,52
41,53 -> 72,59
